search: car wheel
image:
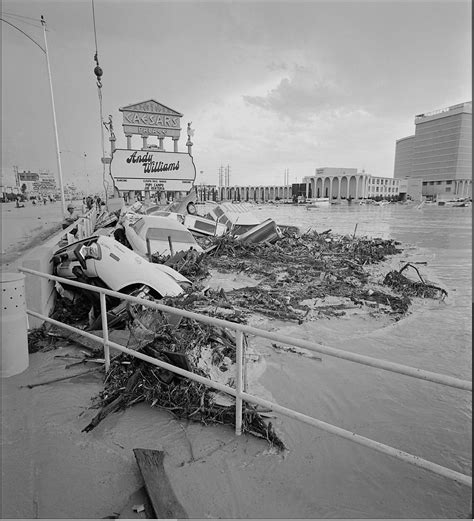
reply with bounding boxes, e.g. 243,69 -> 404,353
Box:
187,202 -> 197,215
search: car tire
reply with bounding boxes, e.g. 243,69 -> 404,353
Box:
187,202 -> 197,215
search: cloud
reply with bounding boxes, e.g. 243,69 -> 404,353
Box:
266,61 -> 288,72
242,64 -> 349,122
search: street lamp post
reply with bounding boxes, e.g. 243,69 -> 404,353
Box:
40,16 -> 66,215
1,15 -> 67,214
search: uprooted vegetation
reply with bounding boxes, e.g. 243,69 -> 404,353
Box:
29,228 -> 447,450
155,230 -> 443,321
81,313 -> 285,449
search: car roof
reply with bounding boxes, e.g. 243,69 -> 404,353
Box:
138,215 -> 189,230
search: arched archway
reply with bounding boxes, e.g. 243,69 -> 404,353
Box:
349,176 -> 357,198
316,178 -> 323,198
340,176 -> 348,198
332,177 -> 339,199
323,177 -> 331,198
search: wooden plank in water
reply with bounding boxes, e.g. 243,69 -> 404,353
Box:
133,448 -> 188,519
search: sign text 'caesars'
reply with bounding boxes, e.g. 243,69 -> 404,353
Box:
122,112 -> 180,128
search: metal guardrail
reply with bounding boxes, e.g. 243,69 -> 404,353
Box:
68,207 -> 98,243
19,267 -> 472,488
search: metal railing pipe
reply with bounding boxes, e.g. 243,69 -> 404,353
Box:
99,293 -> 110,372
238,390 -> 472,488
19,268 -> 472,392
25,310 -> 240,398
25,307 -> 472,488
235,330 -> 244,435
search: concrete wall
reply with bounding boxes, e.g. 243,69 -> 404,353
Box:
18,205 -> 102,329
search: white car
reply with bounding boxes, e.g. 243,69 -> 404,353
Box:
145,208 -> 227,238
52,235 -> 190,298
124,215 -> 203,259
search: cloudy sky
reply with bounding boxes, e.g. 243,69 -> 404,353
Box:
1,0 -> 471,192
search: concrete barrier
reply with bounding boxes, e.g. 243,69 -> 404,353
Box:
21,221 -> 78,329
1,272 -> 29,377
19,204 -> 116,329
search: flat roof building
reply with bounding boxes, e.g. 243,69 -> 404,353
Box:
394,101 -> 472,198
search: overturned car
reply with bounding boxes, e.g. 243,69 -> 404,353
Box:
52,235 -> 191,298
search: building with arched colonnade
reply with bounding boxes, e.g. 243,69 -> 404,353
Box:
302,168 -> 375,200
215,184 -> 293,202
203,170 -> 403,203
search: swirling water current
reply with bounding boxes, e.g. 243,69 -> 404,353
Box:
245,202 -> 472,518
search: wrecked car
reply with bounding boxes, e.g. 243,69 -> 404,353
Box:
182,214 -> 228,238
235,217 -> 282,244
52,235 -> 190,298
205,202 -> 264,235
123,215 -> 203,258
144,207 -> 227,238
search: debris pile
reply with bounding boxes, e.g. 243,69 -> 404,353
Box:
384,263 -> 448,299
151,248 -> 209,280
174,230 -> 414,321
28,214 -> 448,451
81,314 -> 285,450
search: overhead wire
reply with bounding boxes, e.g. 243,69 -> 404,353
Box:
1,11 -> 43,23
1,13 -> 43,29
0,17 -> 45,52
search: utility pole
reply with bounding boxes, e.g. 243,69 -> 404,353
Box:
225,164 -> 231,187
284,168 -> 290,201
218,165 -> 224,188
41,15 -> 66,214
13,165 -> 19,187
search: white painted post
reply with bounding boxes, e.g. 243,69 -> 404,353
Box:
1,273 -> 29,377
235,330 -> 244,435
100,292 -> 110,372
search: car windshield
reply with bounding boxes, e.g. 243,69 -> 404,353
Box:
146,228 -> 195,243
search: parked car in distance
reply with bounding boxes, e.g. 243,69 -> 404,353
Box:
124,215 -> 203,259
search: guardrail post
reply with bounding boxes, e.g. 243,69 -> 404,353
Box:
235,330 -> 244,435
100,292 -> 110,372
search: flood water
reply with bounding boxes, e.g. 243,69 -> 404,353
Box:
3,201 -> 470,518
247,202 -> 472,518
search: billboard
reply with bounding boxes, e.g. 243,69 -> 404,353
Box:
119,99 -> 183,138
110,149 -> 196,192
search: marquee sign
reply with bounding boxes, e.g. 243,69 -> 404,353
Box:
110,149 -> 196,192
119,100 -> 183,138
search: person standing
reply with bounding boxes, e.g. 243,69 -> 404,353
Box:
63,203 -> 79,229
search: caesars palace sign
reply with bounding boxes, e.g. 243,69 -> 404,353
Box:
109,100 -> 196,191
119,99 -> 182,138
